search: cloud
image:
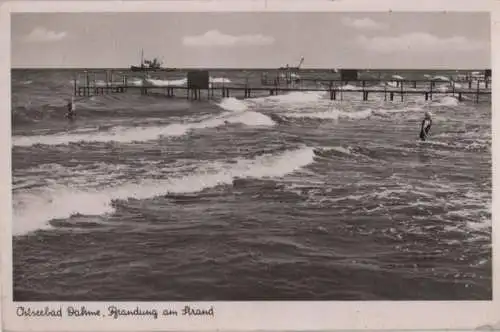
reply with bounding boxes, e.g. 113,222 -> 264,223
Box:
22,27 -> 67,43
341,17 -> 387,30
183,30 -> 274,47
356,32 -> 488,53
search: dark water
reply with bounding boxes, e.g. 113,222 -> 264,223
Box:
12,69 -> 491,301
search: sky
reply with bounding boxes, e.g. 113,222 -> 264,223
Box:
11,12 -> 491,69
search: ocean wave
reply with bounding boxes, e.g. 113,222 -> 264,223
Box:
13,146 -> 315,235
281,110 -> 341,120
280,108 -> 374,121
313,145 -> 366,159
250,91 -> 327,105
284,176 -> 490,239
12,162 -> 129,189
417,138 -> 490,152
219,92 -> 330,115
431,96 -> 459,107
12,158 -> 223,191
221,111 -> 275,126
217,97 -> 249,112
433,75 -> 451,81
371,108 -> 415,117
276,100 -> 468,124
12,108 -> 275,147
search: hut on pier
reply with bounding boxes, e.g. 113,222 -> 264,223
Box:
340,69 -> 359,81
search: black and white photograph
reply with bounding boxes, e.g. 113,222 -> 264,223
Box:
2,0 -> 498,330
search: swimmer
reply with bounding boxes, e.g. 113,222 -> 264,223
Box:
65,97 -> 76,120
419,111 -> 432,141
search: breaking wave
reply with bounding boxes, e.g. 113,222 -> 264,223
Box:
13,146 -> 316,235
12,107 -> 275,147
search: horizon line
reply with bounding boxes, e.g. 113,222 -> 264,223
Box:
10,67 -> 492,71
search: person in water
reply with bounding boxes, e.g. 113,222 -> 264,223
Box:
419,111 -> 432,141
66,97 -> 76,120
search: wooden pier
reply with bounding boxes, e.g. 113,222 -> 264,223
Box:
72,69 -> 492,104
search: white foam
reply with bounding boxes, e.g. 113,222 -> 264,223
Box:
432,96 -> 459,107
210,77 -> 231,84
283,111 -> 339,120
13,187 -> 115,235
13,107 -> 274,147
372,108 -> 410,117
341,109 -> 373,120
321,146 -> 352,155
124,77 -> 188,87
129,78 -> 144,86
197,109 -> 275,128
12,123 -> 189,146
95,80 -> 107,87
433,75 -> 450,81
217,97 -> 248,112
146,78 -> 187,87
339,84 -> 358,91
436,84 -> 449,93
251,91 -> 327,104
282,108 -> 373,120
13,147 -> 315,235
72,126 -> 101,133
223,111 -> 275,126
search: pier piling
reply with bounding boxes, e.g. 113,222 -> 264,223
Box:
476,81 -> 480,103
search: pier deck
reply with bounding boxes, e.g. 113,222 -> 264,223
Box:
72,70 -> 492,103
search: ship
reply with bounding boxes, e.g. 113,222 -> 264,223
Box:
278,56 -> 305,71
277,56 -> 304,82
130,49 -> 176,72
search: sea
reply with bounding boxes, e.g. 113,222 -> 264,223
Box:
11,68 -> 492,301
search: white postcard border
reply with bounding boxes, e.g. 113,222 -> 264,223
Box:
1,0 -> 498,331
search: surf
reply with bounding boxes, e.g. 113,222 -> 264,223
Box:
12,146 -> 316,236
12,106 -> 275,147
